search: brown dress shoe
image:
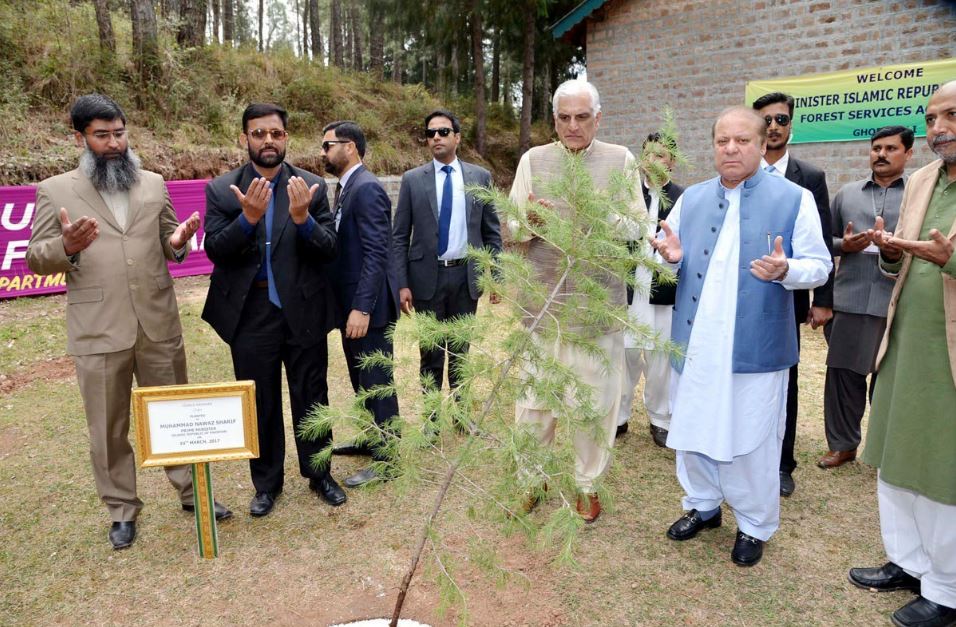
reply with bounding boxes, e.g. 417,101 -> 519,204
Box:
576,493 -> 601,523
817,449 -> 857,469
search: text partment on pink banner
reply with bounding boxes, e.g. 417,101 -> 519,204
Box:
0,179 -> 213,299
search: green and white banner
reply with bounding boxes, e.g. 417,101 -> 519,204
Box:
745,58 -> 955,144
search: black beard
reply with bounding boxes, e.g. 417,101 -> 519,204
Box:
79,147 -> 141,192
248,144 -> 285,168
322,158 -> 340,176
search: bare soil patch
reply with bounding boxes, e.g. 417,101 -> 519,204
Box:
0,355 -> 73,395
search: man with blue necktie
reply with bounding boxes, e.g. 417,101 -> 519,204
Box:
202,103 -> 345,517
392,110 -> 502,408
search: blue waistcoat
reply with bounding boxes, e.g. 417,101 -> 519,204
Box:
671,168 -> 803,374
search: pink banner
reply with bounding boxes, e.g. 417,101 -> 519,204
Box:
0,179 -> 213,300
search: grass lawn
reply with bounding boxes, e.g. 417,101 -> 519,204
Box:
0,276 -> 907,626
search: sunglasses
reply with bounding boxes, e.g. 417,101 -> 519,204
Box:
425,127 -> 454,138
764,114 -> 791,127
248,128 -> 288,141
322,139 -> 351,151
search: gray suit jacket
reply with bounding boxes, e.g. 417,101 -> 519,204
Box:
830,176 -> 904,317
392,159 -> 502,301
27,169 -> 185,356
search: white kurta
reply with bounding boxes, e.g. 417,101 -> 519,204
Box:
620,182 -> 674,427
664,183 -> 831,461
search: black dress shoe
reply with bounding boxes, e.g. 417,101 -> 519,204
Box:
779,471 -> 795,497
731,531 -> 764,567
109,521 -> 136,550
891,596 -> 956,627
615,422 -> 629,438
249,491 -> 279,517
344,466 -> 383,488
666,509 -> 722,541
849,562 -> 921,593
331,441 -> 374,456
309,474 -> 347,506
649,424 -> 668,448
182,501 -> 234,521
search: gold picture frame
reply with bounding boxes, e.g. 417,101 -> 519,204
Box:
132,381 -> 258,467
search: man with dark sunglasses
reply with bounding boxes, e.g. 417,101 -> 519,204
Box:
752,91 -> 834,498
323,120 -> 402,488
202,103 -> 345,517
391,109 -> 502,417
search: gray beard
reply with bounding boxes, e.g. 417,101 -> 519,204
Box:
79,146 -> 141,192
932,134 -> 956,165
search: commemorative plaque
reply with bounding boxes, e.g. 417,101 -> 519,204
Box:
133,381 -> 258,558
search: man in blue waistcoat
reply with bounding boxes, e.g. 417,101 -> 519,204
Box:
652,106 -> 831,566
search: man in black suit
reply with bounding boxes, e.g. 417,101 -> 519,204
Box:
753,92 -> 834,497
619,133 -> 684,446
322,120 -> 401,488
392,109 -> 502,404
202,103 -> 346,516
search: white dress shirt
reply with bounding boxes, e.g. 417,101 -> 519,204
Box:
434,158 -> 467,260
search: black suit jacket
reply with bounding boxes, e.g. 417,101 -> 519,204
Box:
328,165 -> 400,329
626,180 -> 684,306
784,155 -> 834,321
646,180 -> 684,306
392,159 -> 503,302
201,162 -> 338,345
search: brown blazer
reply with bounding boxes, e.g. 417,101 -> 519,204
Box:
27,168 -> 185,356
875,159 -> 956,387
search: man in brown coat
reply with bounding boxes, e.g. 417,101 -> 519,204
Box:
27,94 -> 231,550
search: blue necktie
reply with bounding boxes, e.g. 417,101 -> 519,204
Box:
438,165 -> 453,256
264,182 -> 281,308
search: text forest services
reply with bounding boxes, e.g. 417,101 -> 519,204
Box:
745,58 -> 955,143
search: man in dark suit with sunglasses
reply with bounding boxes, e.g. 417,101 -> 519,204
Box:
322,120 -> 402,488
391,109 -> 502,412
202,103 -> 345,517
752,92 -> 834,498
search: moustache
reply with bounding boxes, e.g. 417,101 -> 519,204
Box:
932,133 -> 956,146
874,158 -> 889,165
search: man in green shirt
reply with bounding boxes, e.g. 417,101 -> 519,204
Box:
848,81 -> 956,627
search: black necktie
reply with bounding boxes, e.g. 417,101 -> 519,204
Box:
333,182 -> 342,210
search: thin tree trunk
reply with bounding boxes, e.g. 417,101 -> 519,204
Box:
491,25 -> 500,104
295,0 -> 309,59
450,43 -> 458,98
222,0 -> 234,45
435,47 -> 445,96
469,0 -> 486,156
177,0 -> 207,48
518,5 -> 535,155
211,0 -> 220,43
392,39 -> 402,83
537,56 -> 550,120
367,1 -> 383,78
330,0 -> 344,67
309,0 -> 322,63
350,1 -> 363,71
130,0 -> 161,86
92,0 -> 115,54
343,1 -> 353,68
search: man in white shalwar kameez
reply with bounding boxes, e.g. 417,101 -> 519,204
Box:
652,107 -> 831,566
